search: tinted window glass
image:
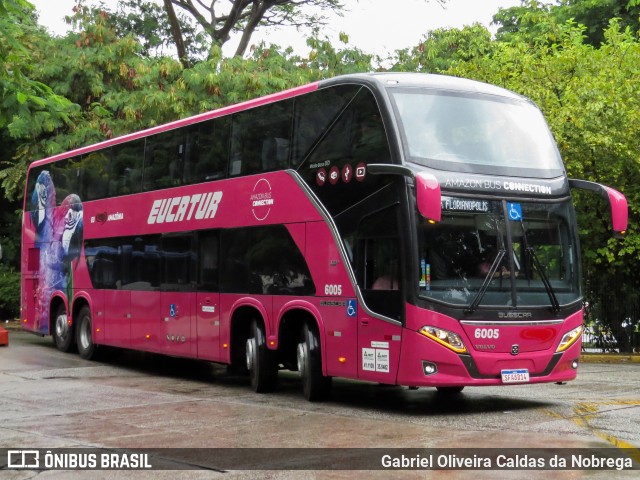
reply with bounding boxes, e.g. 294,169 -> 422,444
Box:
302,88 -> 392,216
85,235 -> 163,291
229,100 -> 293,176
144,130 -> 185,191
48,159 -> 80,203
292,84 -> 360,166
356,205 -> 402,320
81,149 -> 111,200
161,234 -> 195,291
111,139 -> 144,195
184,117 -> 229,184
220,225 -> 314,295
198,230 -> 219,291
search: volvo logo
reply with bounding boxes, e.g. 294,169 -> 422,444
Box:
476,345 -> 496,350
511,344 -> 520,356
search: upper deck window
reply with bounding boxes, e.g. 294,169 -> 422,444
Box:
389,88 -> 564,178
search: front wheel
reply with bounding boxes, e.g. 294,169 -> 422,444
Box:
53,304 -> 74,353
246,319 -> 278,393
76,306 -> 97,360
297,322 -> 331,401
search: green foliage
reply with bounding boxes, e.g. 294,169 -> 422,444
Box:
554,0 -> 640,46
393,24 -> 493,73
0,263 -> 20,320
0,0 -> 79,200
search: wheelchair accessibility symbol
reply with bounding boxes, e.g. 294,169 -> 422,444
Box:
169,304 -> 177,318
346,299 -> 357,317
507,202 -> 522,221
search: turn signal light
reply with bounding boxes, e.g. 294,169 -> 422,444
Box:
419,326 -> 467,354
556,325 -> 583,352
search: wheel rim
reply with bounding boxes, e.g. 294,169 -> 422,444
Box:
55,314 -> 68,339
296,342 -> 306,377
246,337 -> 256,371
79,317 -> 91,350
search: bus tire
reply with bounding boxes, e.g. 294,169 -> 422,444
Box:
297,322 -> 331,401
436,386 -> 464,394
246,319 -> 278,393
53,304 -> 74,353
76,306 -> 96,360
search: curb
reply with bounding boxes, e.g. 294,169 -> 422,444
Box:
580,353 -> 640,364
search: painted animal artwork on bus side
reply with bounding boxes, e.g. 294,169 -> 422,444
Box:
30,171 -> 84,334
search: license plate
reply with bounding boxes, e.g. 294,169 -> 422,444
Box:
501,369 -> 530,384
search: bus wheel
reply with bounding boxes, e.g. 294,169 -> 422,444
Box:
436,386 -> 464,394
76,306 -> 96,360
297,322 -> 331,401
245,319 -> 278,393
53,304 -> 74,353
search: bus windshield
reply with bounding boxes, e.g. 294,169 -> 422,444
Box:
417,197 -> 581,309
389,89 -> 564,178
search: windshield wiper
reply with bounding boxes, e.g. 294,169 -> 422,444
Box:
466,248 -> 506,313
520,220 -> 560,313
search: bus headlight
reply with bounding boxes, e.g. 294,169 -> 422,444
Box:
556,325 -> 583,352
419,326 -> 467,354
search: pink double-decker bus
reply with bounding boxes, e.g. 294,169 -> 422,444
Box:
21,73 -> 628,399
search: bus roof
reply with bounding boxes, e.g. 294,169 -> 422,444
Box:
320,72 -> 526,102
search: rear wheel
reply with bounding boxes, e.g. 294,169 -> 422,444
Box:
246,319 -> 278,393
53,304 -> 74,352
76,306 -> 96,360
297,322 -> 331,401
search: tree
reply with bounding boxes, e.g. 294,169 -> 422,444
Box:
166,0 -> 448,58
553,0 -> 640,46
0,0 -> 78,198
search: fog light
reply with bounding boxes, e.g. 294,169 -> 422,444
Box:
571,359 -> 579,370
422,361 -> 437,376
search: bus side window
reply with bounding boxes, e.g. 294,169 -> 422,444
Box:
144,131 -> 184,191
81,150 -> 111,201
111,139 -> 144,196
356,205 -> 402,320
198,230 -> 219,292
229,100 -> 293,176
185,118 -> 229,184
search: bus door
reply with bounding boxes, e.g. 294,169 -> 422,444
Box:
355,208 -> 403,383
195,231 -> 220,361
159,234 -> 195,357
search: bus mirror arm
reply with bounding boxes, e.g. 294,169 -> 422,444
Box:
368,164 -> 441,222
568,179 -> 628,239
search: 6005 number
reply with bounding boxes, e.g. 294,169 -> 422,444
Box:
324,284 -> 343,296
475,328 -> 500,339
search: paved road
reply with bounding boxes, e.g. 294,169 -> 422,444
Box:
0,330 -> 639,479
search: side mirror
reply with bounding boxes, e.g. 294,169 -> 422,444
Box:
415,171 -> 441,222
569,179 -> 628,238
367,164 -> 442,222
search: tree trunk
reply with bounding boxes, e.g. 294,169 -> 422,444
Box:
163,0 -> 189,68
